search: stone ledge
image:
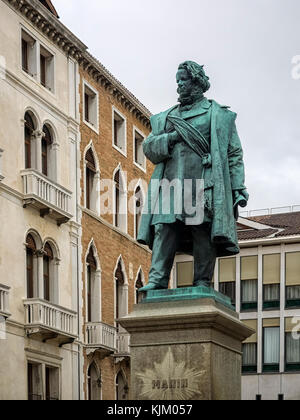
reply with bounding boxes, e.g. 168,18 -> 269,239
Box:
120,297 -> 253,343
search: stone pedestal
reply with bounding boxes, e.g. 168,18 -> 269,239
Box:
119,287 -> 253,401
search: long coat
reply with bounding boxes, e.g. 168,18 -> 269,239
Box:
137,99 -> 247,258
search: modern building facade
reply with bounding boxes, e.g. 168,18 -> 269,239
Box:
174,209 -> 300,400
0,0 -> 83,400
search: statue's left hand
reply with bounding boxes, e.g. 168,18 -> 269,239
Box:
233,189 -> 249,208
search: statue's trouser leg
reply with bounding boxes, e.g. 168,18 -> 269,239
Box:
191,224 -> 217,287
148,223 -> 179,289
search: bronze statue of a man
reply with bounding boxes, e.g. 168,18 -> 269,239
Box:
138,61 -> 248,292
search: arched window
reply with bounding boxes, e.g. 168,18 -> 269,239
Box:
135,186 -> 143,240
87,247 -> 97,323
43,242 -> 54,302
85,148 -> 97,211
87,363 -> 101,401
135,270 -> 144,304
42,124 -> 53,177
26,234 -> 37,298
24,113 -> 35,169
114,169 -> 127,232
114,170 -> 120,227
114,259 -> 128,329
116,371 -> 128,401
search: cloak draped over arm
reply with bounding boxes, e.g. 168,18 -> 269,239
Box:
143,132 -> 173,165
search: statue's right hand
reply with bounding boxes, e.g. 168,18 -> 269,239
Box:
169,131 -> 181,144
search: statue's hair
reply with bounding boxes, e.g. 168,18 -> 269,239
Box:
178,61 -> 211,93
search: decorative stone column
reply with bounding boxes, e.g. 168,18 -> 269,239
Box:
50,142 -> 60,182
32,130 -> 44,173
36,249 -> 45,299
119,286 -> 254,401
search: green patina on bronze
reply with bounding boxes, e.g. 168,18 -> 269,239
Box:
141,286 -> 234,310
138,61 -> 248,292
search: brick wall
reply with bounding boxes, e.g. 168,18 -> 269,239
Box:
79,67 -> 153,400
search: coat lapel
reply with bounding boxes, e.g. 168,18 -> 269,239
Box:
180,98 -> 212,120
151,98 -> 213,135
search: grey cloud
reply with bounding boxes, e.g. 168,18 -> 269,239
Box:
54,0 -> 300,211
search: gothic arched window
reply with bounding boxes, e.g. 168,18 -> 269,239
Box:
26,234 -> 37,299
42,124 -> 53,177
24,113 -> 35,169
85,148 -> 97,211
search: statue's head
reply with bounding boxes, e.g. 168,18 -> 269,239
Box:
176,61 -> 210,105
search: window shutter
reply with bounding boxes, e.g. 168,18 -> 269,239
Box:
177,261 -> 194,287
285,317 -> 297,333
286,252 -> 300,286
219,258 -> 236,283
241,256 -> 258,281
242,320 -> 257,344
263,254 -> 280,285
263,318 -> 280,328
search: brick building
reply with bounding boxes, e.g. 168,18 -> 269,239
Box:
78,57 -> 153,400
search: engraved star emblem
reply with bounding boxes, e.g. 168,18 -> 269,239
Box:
137,347 -> 206,400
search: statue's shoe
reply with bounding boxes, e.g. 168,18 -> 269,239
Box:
139,283 -> 165,293
194,281 -> 211,288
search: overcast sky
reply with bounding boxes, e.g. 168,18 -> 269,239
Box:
54,0 -> 300,214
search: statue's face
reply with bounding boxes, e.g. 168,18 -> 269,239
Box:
176,69 -> 194,98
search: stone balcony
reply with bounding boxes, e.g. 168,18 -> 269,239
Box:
0,284 -> 11,319
21,169 -> 72,226
116,331 -> 131,358
85,322 -> 117,356
84,322 -> 130,358
24,299 -> 77,346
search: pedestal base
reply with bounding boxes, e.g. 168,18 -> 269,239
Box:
119,288 -> 253,401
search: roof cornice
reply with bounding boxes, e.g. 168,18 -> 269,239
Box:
5,0 -> 87,50
39,0 -> 59,18
80,51 -> 152,127
238,217 -> 274,230
239,235 -> 300,247
4,0 -> 151,128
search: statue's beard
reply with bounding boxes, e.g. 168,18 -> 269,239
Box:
178,85 -> 204,106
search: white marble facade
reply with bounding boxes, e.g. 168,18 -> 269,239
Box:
0,0 -> 82,400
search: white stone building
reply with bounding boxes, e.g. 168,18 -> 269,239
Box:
174,208 -> 300,400
0,0 -> 84,400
